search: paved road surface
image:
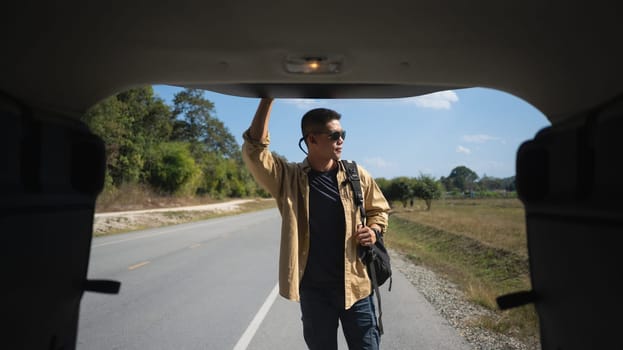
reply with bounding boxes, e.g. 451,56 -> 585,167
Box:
78,208 -> 470,349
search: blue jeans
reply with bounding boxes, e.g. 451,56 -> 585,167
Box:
300,287 -> 380,350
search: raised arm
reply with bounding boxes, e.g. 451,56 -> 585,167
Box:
242,97 -> 284,198
249,98 -> 274,141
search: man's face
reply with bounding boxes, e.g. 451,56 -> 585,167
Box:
309,119 -> 345,161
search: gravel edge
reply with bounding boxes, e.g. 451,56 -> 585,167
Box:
390,250 -> 539,350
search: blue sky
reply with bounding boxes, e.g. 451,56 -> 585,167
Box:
153,85 -> 550,180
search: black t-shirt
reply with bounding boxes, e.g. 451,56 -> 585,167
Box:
301,166 -> 346,289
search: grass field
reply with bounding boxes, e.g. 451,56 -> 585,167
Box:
385,197 -> 539,342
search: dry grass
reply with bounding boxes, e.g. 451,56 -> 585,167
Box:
394,198 -> 527,257
93,196 -> 277,236
386,197 -> 538,343
95,183 -> 224,213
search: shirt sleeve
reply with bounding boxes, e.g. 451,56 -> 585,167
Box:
242,129 -> 287,198
358,165 -> 390,233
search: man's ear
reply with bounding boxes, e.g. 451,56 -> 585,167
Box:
310,135 -> 317,144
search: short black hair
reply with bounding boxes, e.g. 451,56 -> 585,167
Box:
300,108 -> 342,138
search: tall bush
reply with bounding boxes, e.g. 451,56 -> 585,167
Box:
147,142 -> 200,194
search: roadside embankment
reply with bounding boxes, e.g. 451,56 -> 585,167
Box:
386,198 -> 539,349
93,198 -> 275,236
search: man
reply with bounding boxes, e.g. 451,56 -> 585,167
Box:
242,98 -> 390,350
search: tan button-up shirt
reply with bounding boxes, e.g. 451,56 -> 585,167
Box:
242,130 -> 390,309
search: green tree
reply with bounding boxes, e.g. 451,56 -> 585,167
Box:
171,88 -> 239,159
82,86 -> 173,186
82,95 -> 143,185
83,85 -> 262,200
146,142 -> 200,194
209,157 -> 257,197
387,177 -> 413,208
118,87 -> 172,143
413,174 -> 442,210
478,174 -> 505,191
502,176 -> 516,192
445,165 -> 479,192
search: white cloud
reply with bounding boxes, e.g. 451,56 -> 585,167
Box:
456,145 -> 471,155
462,134 -> 502,143
281,99 -> 322,109
401,90 -> 459,110
364,157 -> 393,168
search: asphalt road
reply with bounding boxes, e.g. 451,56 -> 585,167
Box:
78,208 -> 470,349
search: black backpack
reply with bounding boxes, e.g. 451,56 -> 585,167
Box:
341,160 -> 392,335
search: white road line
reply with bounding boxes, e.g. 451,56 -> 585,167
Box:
233,283 -> 279,350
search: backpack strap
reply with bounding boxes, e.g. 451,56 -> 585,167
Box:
341,160 -> 385,335
342,160 -> 366,220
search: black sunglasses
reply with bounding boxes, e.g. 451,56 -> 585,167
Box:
314,130 -> 346,141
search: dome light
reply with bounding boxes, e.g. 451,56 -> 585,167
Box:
284,55 -> 343,74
